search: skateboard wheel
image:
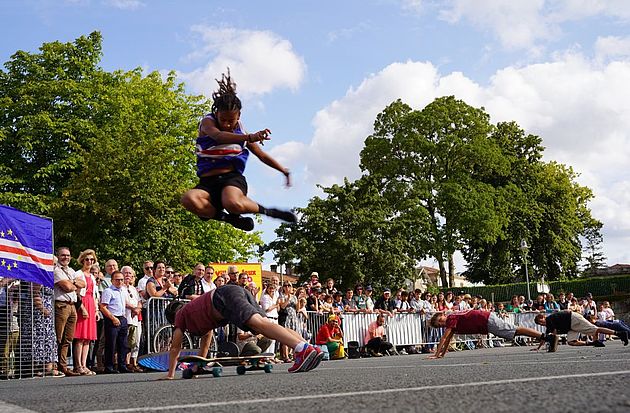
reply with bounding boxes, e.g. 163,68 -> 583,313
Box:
182,369 -> 194,380
264,364 -> 273,373
236,365 -> 246,375
212,367 -> 222,377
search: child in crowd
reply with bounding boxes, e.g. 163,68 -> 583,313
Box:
158,285 -> 323,379
534,311 -> 628,350
428,310 -> 550,359
180,70 -> 296,231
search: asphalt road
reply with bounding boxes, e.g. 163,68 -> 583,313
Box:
1,341 -> 629,413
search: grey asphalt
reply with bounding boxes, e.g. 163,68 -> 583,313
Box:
1,341 -> 629,413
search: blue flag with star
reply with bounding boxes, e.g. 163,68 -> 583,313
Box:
0,205 -> 54,288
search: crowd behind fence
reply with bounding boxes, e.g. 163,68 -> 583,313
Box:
1,275 -> 619,380
144,296 -> 546,354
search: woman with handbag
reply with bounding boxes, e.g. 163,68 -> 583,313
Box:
73,250 -> 99,375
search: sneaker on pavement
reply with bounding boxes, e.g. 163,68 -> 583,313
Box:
288,345 -> 317,373
592,340 -> 606,347
615,330 -> 629,346
304,346 -> 325,372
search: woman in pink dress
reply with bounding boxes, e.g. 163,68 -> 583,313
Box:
73,249 -> 99,375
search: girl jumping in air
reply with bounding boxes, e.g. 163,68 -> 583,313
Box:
181,70 -> 296,231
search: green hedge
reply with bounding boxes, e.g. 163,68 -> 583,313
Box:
441,274 -> 630,302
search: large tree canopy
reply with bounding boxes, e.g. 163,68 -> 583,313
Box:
267,96 -> 602,286
0,32 -> 263,271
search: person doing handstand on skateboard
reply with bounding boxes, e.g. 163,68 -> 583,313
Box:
159,284 -> 323,379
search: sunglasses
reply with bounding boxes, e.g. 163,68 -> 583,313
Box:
166,271 -> 174,274
84,258 -> 95,262
144,266 -> 153,270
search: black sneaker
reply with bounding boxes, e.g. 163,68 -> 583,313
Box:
217,212 -> 255,231
592,340 -> 606,347
616,330 -> 629,346
264,208 -> 297,223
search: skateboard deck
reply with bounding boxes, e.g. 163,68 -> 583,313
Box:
138,349 -> 198,372
177,354 -> 274,378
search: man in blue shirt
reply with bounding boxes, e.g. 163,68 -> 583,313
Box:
99,271 -> 130,374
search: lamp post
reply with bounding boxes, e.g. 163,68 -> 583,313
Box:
520,239 -> 531,303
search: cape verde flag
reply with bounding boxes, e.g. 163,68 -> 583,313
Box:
0,205 -> 54,288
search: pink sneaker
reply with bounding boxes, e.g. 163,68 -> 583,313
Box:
288,344 -> 317,373
304,346 -> 324,372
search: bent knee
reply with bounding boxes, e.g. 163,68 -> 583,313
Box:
222,198 -> 247,214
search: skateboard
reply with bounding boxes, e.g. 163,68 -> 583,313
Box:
177,354 -> 273,378
547,333 -> 559,352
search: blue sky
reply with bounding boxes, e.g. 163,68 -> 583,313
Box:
3,0 -> 630,274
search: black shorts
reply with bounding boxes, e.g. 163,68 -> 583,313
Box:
212,285 -> 266,333
194,171 -> 248,211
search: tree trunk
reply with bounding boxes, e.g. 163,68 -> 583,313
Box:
438,259 -> 448,288
448,253 -> 455,288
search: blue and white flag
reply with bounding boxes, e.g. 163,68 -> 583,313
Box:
0,205 -> 54,288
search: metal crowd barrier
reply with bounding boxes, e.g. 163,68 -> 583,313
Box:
145,297 -> 193,354
1,280 -> 54,380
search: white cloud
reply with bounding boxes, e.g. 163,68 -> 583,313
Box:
436,0 -> 630,52
291,50 -> 630,265
177,27 -> 306,98
400,0 -> 425,14
595,35 -> 630,61
104,0 -> 144,10
438,0 -> 552,52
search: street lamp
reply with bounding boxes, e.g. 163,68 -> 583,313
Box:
520,239 -> 531,303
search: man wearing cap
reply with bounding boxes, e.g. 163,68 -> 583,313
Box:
315,314 -> 345,359
374,289 -> 395,316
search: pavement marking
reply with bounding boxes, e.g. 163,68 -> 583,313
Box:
75,369 -> 630,413
0,401 -> 39,413
314,357 -> 630,371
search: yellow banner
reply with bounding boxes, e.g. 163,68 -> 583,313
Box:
210,262 -> 262,299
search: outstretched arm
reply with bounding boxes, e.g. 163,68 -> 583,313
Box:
429,328 -> 454,359
200,118 -> 270,145
159,328 -> 184,380
248,143 -> 291,187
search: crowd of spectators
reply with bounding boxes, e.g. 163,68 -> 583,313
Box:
0,249 -> 622,379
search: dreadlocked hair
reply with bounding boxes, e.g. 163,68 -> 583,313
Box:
211,69 -> 242,114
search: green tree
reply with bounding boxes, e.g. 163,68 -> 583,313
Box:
463,121 -> 599,283
265,177 -> 417,290
0,32 -> 263,271
581,212 -> 607,275
360,97 -> 508,288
